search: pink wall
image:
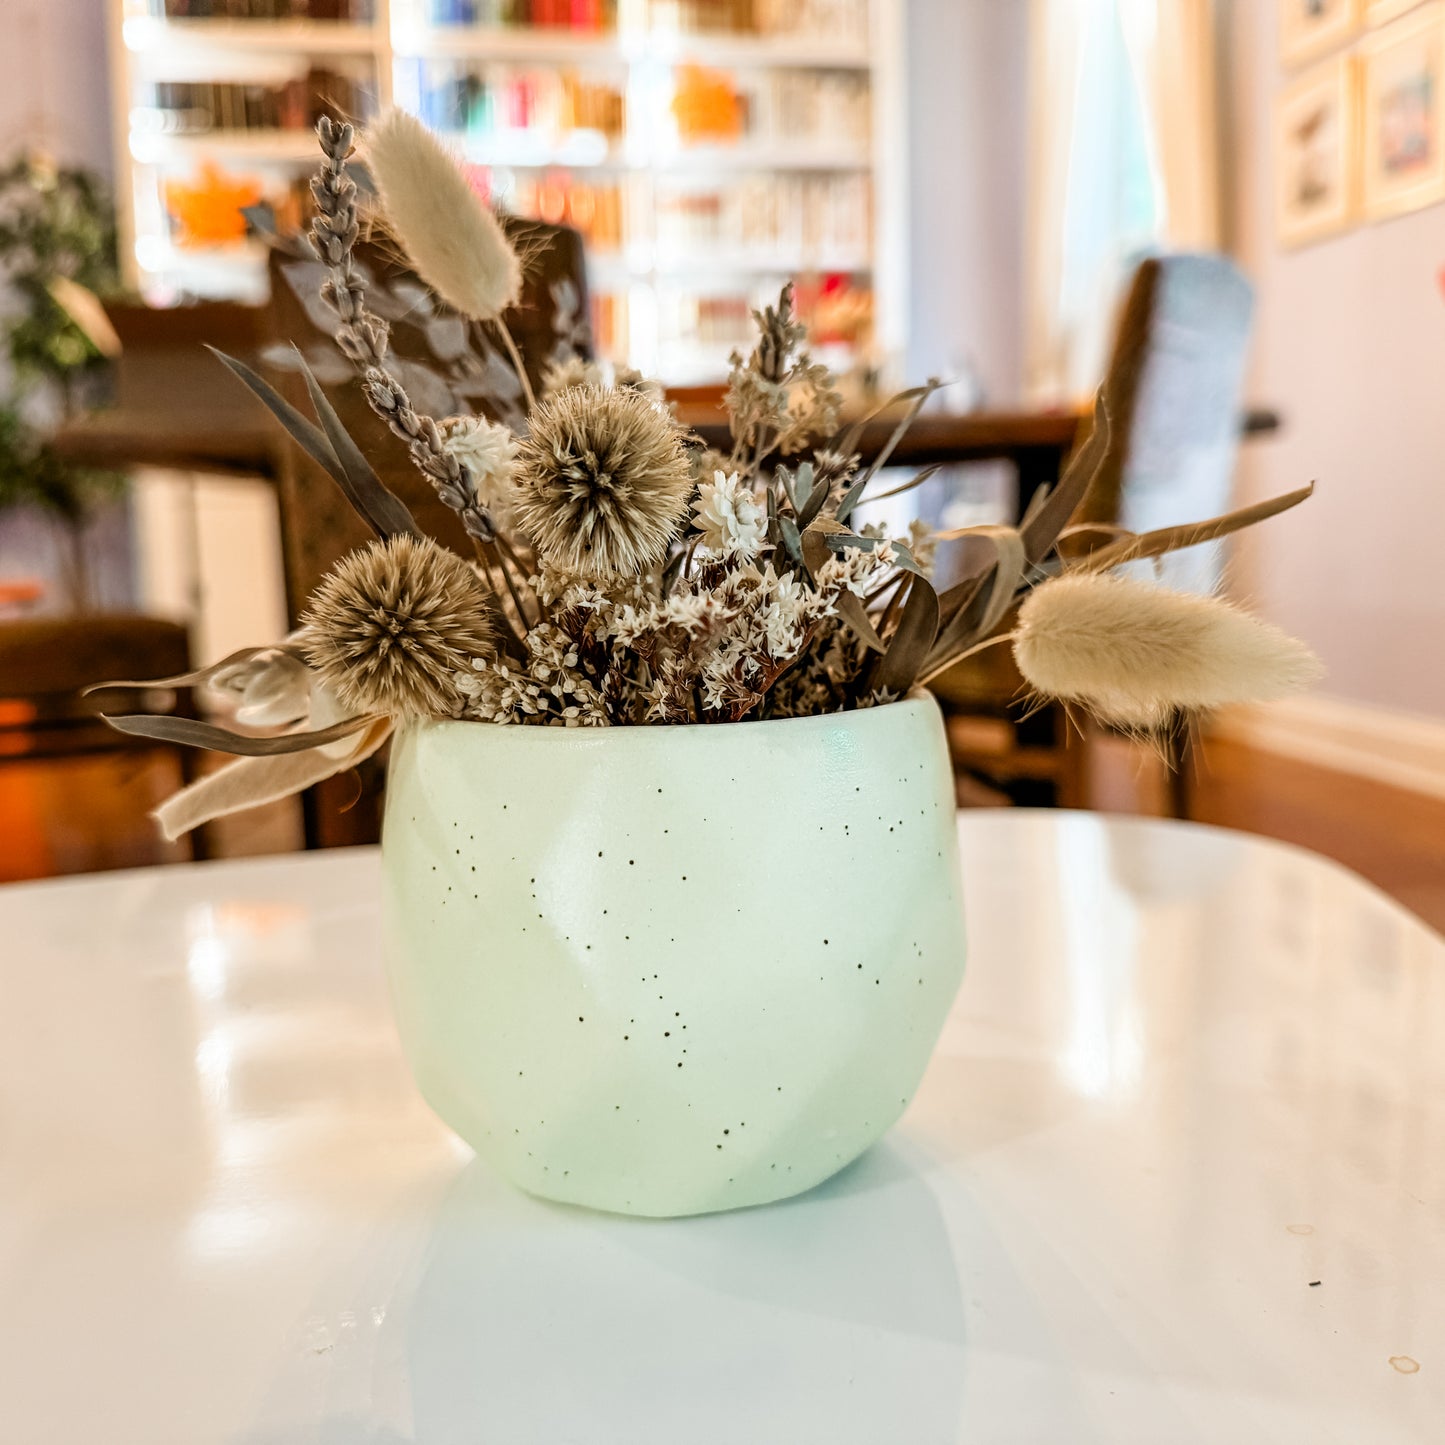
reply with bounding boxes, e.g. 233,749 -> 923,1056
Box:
1222,0 -> 1445,719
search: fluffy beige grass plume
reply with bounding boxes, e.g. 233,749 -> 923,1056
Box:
1014,572 -> 1322,729
363,108 -> 521,321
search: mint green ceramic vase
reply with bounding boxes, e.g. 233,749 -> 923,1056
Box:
381,692 -> 966,1217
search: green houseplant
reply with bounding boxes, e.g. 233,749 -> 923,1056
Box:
0,153 -> 124,611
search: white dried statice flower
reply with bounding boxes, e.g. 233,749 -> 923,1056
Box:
514,384 -> 692,580
755,565 -> 811,657
816,539 -> 893,597
442,416 -> 519,506
693,470 -> 767,561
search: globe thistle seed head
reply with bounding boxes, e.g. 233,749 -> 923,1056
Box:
514,384 -> 692,580
300,534 -> 495,720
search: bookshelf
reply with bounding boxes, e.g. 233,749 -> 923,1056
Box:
108,0 -> 907,383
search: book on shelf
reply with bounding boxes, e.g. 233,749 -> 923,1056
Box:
143,69 -> 377,135
416,0 -> 614,29
138,1 -> 375,20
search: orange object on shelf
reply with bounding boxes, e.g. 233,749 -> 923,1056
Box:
670,64 -> 744,143
164,161 -> 264,247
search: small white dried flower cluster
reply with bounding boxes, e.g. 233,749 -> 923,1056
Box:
452,535 -> 895,726
441,416 -> 519,509
455,623 -> 608,726
693,471 -> 767,561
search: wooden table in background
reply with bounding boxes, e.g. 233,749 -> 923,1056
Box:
57,403 -> 1281,522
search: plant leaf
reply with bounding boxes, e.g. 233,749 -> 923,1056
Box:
293,347 -> 422,538
835,378 -> 942,522
1019,390 -> 1111,563
208,346 -> 351,492
83,644 -> 299,697
100,710 -> 383,755
1075,483 -> 1315,573
870,573 -> 940,694
778,514 -> 804,566
922,526 -> 1027,680
835,587 -> 886,653
834,381 -> 934,460
849,463 -> 944,511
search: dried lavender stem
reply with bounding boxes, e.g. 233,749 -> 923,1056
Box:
310,117 -> 498,545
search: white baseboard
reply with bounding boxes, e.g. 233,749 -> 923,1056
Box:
1211,695 -> 1445,802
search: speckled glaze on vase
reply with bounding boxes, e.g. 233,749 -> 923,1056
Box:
381,692 -> 966,1217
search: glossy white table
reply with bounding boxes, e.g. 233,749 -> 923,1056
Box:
2,813 -> 1442,1444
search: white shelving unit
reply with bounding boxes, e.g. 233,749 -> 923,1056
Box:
108,0 -> 907,383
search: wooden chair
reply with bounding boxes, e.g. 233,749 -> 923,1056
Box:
935,253 -> 1256,815
0,614 -> 207,863
257,219 -> 592,846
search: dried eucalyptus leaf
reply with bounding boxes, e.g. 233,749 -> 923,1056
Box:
924,527 -> 1027,679
793,462 -> 817,521
870,573 -> 940,695
779,515 -> 805,566
1019,391 -> 1111,563
101,711 -> 382,756
934,524 -> 1026,623
1074,484 -> 1314,573
777,464 -> 800,512
796,472 -> 831,530
835,588 -> 886,653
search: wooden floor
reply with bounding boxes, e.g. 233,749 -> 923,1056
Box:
2,735 -> 1443,934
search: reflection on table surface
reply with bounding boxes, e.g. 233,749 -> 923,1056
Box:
0,811 -> 1440,1443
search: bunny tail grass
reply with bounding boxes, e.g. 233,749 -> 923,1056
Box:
1013,572 -> 1323,730
363,108 -> 522,322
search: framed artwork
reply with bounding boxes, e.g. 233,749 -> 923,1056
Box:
1276,57 -> 1358,244
1360,5 -> 1445,218
1281,0 -> 1363,66
1366,0 -> 1427,25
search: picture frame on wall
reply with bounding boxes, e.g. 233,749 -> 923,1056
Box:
1281,0 -> 1362,66
1276,56 -> 1358,245
1360,4 -> 1445,219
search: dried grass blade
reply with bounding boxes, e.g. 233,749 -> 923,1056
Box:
849,463 -> 944,510
835,378 -> 942,523
834,381 -> 934,461
1075,484 -> 1315,574
208,346 -> 352,496
1019,391 -> 1110,563
101,711 -> 381,755
294,348 -> 422,538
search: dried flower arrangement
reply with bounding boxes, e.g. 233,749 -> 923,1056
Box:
98,111 -> 1319,838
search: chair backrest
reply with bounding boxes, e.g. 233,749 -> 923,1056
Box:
260,217 -> 591,620
0,615 -> 191,735
1084,254 -> 1255,594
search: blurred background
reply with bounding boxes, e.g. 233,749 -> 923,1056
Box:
0,0 -> 1441,929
